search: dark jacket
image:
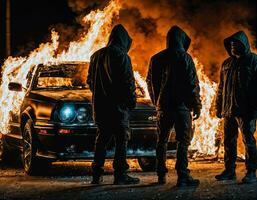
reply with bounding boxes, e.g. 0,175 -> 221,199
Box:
146,26 -> 201,112
216,31 -> 257,118
87,24 -> 136,124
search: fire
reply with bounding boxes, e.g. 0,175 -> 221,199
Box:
56,0 -> 121,62
0,30 -> 59,134
134,71 -> 150,100
0,0 -> 221,156
0,0 -> 120,135
189,59 -> 221,155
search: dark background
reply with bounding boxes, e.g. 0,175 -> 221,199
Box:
0,0 -> 77,64
0,0 -> 256,65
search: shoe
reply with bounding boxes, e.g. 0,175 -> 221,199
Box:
158,175 -> 166,184
215,170 -> 236,181
242,170 -> 257,184
91,175 -> 103,184
176,175 -> 200,187
114,174 -> 140,185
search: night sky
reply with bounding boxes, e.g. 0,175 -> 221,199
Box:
0,0 -> 77,63
0,0 -> 256,64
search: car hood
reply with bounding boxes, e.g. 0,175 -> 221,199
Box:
29,89 -> 154,108
30,89 -> 92,102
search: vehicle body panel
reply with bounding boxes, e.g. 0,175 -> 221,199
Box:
4,62 -> 176,161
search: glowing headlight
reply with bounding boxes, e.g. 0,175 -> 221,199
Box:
59,104 -> 76,123
77,107 -> 88,123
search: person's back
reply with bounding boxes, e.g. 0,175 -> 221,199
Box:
146,25 -> 202,187
147,26 -> 201,113
87,24 -> 139,185
88,25 -> 136,125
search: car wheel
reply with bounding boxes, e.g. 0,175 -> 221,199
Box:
0,134 -> 9,163
22,119 -> 49,175
137,157 -> 156,172
0,134 -> 19,165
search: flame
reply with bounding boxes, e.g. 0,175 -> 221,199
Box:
0,0 -> 120,134
134,71 -> 150,100
189,59 -> 221,155
0,0 -> 221,156
56,0 -> 121,62
0,30 -> 59,134
133,58 -> 221,155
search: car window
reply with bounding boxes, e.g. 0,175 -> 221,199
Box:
26,66 -> 36,88
34,63 -> 89,90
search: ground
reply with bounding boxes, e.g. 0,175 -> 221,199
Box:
0,159 -> 256,200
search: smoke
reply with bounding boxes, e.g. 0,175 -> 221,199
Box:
117,0 -> 256,81
67,0 -> 108,12
65,0 -> 256,81
54,0 -> 112,54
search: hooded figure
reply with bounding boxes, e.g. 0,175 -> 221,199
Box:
87,24 -> 139,185
215,31 -> 257,184
146,26 -> 202,187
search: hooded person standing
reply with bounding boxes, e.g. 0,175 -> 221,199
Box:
87,24 -> 140,185
215,31 -> 257,184
146,25 -> 202,187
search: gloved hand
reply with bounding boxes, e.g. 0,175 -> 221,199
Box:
193,106 -> 201,121
216,110 -> 222,119
157,111 -> 164,121
127,96 -> 137,110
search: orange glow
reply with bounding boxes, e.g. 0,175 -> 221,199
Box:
189,59 -> 220,155
134,71 -> 150,100
0,0 -> 120,135
0,0 -> 223,156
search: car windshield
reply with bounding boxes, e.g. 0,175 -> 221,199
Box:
35,63 -> 89,90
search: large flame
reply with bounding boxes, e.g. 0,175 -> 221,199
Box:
0,30 -> 59,134
134,71 -> 150,100
0,0 -> 120,134
56,0 -> 121,62
0,0 -> 221,155
189,59 -> 220,155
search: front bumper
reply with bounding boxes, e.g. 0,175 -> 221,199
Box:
34,120 -> 177,160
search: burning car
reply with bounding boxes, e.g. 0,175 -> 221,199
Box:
0,62 -> 177,175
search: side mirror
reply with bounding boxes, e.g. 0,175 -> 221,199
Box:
8,82 -> 23,92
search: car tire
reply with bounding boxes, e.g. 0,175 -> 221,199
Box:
22,119 -> 49,175
137,157 -> 156,172
0,134 -> 19,165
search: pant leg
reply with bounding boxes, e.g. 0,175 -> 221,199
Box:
113,124 -> 130,174
236,117 -> 257,171
174,110 -> 193,177
91,126 -> 113,176
156,112 -> 174,175
223,116 -> 238,171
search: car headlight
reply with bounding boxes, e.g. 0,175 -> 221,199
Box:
77,107 -> 88,123
59,104 -> 76,123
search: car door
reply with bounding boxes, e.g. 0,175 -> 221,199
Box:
7,66 -> 36,147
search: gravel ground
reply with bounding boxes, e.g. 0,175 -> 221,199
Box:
0,159 -> 256,200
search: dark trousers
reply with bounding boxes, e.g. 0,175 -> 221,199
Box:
91,122 -> 130,176
156,110 -> 193,177
224,116 -> 257,171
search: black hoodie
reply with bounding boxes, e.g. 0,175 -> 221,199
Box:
216,31 -> 257,118
146,25 -> 201,112
87,24 -> 136,125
